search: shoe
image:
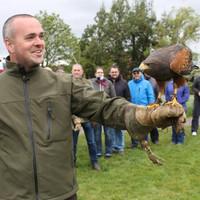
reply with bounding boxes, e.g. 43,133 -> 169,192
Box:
105,153 -> 112,158
92,163 -> 101,171
172,142 -> 176,145
192,131 -> 197,136
131,143 -> 138,149
152,141 -> 159,144
97,153 -> 102,157
177,143 -> 183,145
112,148 -> 119,153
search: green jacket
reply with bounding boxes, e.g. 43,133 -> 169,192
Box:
0,61 -> 137,200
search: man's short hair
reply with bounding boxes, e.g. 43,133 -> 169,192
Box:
2,14 -> 35,39
110,63 -> 120,72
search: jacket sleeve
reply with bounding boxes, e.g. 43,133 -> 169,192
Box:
193,77 -> 200,95
124,82 -> 131,101
179,85 -> 190,104
70,76 -> 185,139
109,81 -> 116,97
71,76 -> 136,130
147,82 -> 155,104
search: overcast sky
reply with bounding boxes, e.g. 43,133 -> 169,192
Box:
0,0 -> 200,57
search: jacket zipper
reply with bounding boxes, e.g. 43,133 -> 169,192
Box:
47,101 -> 52,140
23,77 -> 39,200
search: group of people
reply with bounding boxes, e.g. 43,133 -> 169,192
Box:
66,63 -> 193,172
70,64 -> 129,171
0,13 -> 194,200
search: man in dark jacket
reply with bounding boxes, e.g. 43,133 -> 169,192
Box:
191,76 -> 200,136
1,14 -> 185,200
108,64 -> 130,153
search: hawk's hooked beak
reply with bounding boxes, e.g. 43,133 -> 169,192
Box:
139,62 -> 149,72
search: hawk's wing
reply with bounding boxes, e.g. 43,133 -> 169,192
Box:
170,46 -> 193,75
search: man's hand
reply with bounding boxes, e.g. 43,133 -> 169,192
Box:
74,122 -> 82,131
72,116 -> 83,131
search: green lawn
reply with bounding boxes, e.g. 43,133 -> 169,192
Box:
75,125 -> 200,200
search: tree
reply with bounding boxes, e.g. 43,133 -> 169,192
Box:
36,11 -> 80,68
80,0 -> 157,78
80,1 -> 200,78
155,7 -> 200,47
126,0 -> 157,67
106,0 -> 131,75
80,6 -> 111,77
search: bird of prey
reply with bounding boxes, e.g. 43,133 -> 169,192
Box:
139,44 -> 193,105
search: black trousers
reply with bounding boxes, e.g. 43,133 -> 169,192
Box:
65,193 -> 77,200
192,97 -> 200,132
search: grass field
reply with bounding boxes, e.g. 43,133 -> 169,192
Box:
75,95 -> 199,200
75,126 -> 200,200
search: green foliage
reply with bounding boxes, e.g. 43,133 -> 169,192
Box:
76,126 -> 200,199
126,0 -> 157,67
155,7 -> 200,48
35,11 -> 80,67
80,0 -> 157,78
80,6 -> 112,77
80,0 -> 200,78
35,2 -> 200,75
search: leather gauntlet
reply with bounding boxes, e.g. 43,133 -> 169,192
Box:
125,103 -> 186,137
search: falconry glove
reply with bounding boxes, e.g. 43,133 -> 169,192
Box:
125,103 -> 186,138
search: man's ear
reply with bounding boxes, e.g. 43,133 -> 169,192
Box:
4,38 -> 15,54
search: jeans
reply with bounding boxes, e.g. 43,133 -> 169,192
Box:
112,129 -> 124,151
73,122 -> 98,164
93,123 -> 114,155
172,126 -> 185,144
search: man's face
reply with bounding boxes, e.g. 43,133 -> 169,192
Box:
71,65 -> 83,78
109,68 -> 120,79
95,68 -> 104,79
5,17 -> 45,69
132,71 -> 141,80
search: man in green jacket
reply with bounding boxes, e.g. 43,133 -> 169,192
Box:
1,14 -> 185,200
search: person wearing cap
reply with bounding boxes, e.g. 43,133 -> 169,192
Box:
128,67 -> 155,148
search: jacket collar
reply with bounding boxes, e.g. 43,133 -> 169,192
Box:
5,56 -> 39,79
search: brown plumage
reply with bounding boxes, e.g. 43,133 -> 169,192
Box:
139,44 -> 193,103
137,44 -> 192,164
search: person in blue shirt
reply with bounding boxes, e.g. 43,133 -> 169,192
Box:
128,67 -> 155,148
165,80 -> 190,144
